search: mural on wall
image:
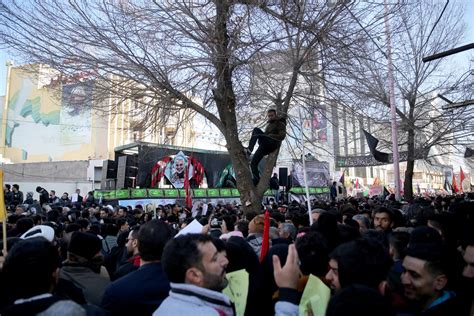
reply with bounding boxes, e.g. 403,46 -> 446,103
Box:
60,82 -> 92,145
5,68 -> 94,161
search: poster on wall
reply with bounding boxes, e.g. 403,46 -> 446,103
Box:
292,160 -> 330,187
60,81 -> 93,145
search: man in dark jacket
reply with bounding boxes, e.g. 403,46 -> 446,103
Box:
59,232 -> 110,306
270,173 -> 280,204
11,184 -> 23,207
113,226 -> 141,281
1,237 -> 65,315
36,186 -> 50,206
245,109 -> 286,185
101,220 -> 172,316
4,184 -> 13,207
400,228 -> 465,315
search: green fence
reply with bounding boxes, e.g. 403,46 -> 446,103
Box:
94,187 -> 329,200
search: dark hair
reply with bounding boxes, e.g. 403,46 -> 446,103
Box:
330,238 -> 392,289
5,184 -> 11,190
13,184 -> 19,190
374,207 -> 394,222
116,218 -> 128,228
105,223 -> 119,236
65,223 -> 82,234
117,230 -> 129,248
310,212 -> 340,251
130,225 -> 140,239
222,215 -> 235,232
15,217 -> 35,236
326,284 -> 395,316
89,223 -> 101,236
388,231 -> 410,260
76,219 -> 90,230
296,232 -> 329,277
162,234 -> 214,283
137,220 -> 172,261
235,220 -> 249,238
47,210 -> 60,223
3,237 -> 60,300
267,109 -> 276,114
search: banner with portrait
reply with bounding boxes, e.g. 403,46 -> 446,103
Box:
291,160 -> 330,187
163,151 -> 194,189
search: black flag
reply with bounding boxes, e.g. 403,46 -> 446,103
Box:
363,130 -> 390,163
465,147 -> 473,158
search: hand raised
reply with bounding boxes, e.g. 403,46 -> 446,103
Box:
273,244 -> 301,289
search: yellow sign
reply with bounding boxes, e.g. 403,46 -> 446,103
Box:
222,269 -> 249,316
0,170 -> 7,222
299,274 -> 331,316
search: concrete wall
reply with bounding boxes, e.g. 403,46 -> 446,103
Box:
2,160 -> 100,199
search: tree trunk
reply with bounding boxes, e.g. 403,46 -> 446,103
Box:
212,0 -> 278,215
404,125 -> 415,201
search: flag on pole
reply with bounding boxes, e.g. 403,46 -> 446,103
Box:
363,130 -> 390,163
465,147 -> 473,158
339,170 -> 345,186
452,174 -> 459,193
0,170 -> 7,222
460,167 -> 466,192
259,210 -> 270,263
355,178 -> 360,190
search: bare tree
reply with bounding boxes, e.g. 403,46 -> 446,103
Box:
324,1 -> 473,200
0,0 -> 393,211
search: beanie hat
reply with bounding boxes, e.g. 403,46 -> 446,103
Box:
68,232 -> 102,260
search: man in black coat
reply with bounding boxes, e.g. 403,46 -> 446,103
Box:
101,220 -> 172,316
1,238 -> 64,315
36,186 -> 50,206
245,109 -> 286,185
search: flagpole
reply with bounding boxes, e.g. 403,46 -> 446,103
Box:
384,0 -> 401,201
1,169 -> 7,256
298,108 -> 313,225
2,221 -> 6,256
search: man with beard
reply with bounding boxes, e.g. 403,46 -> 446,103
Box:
171,157 -> 186,187
154,234 -> 233,315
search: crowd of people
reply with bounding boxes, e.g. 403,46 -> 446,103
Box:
1,182 -> 473,316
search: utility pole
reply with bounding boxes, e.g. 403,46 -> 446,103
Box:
298,108 -> 313,225
384,0 -> 401,200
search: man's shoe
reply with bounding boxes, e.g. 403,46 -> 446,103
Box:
244,148 -> 252,160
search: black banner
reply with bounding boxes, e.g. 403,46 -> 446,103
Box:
336,148 -> 430,168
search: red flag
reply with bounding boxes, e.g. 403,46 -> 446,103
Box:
355,178 -> 360,189
184,163 -> 193,209
259,210 -> 270,263
452,174 -> 459,193
460,167 -> 465,192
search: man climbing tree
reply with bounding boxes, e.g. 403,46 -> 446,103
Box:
245,109 -> 286,185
